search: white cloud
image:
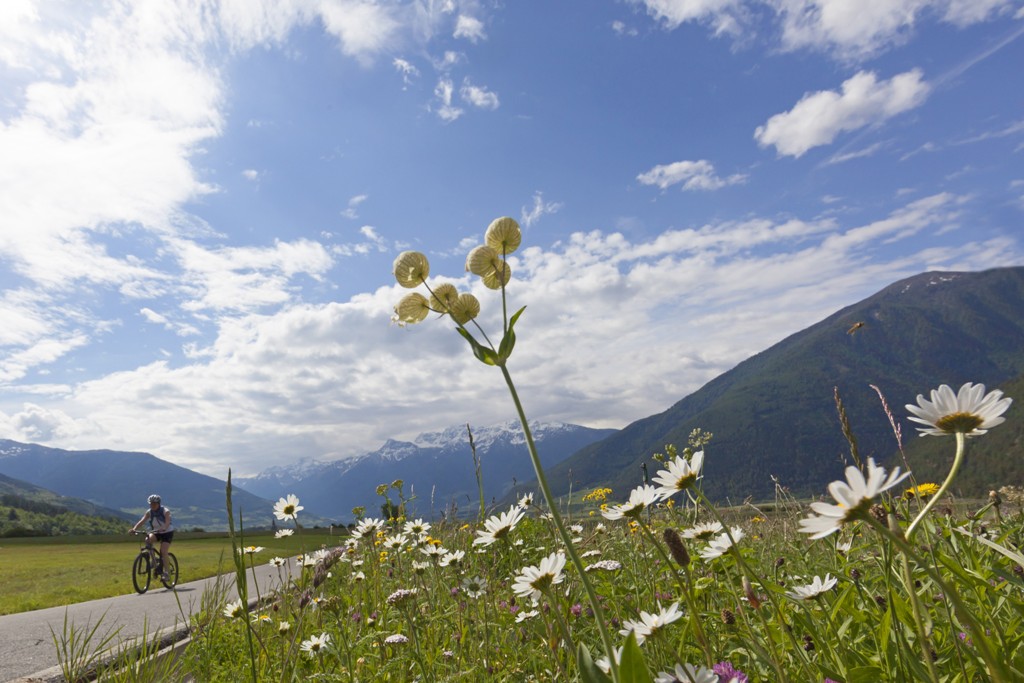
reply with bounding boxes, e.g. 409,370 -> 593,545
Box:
632,0 -> 743,35
460,79 -> 499,109
611,20 -> 639,36
7,192 -> 1014,476
636,159 -> 747,191
433,77 -> 463,121
242,169 -> 260,181
632,0 -> 1017,59
317,0 -> 401,65
755,69 -> 930,157
521,192 -> 564,227
341,193 -> 369,219
453,15 -> 486,42
393,57 -> 419,87
824,141 -> 887,165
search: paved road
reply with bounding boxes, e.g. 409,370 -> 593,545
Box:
0,560 -> 297,682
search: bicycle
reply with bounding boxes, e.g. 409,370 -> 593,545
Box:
131,531 -> 179,594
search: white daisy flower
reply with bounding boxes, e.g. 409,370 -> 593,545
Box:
595,647 -> 624,675
515,609 -> 539,623
518,492 -> 534,507
798,458 -> 910,540
651,450 -> 704,499
906,382 -> 1012,437
461,576 -> 487,598
300,632 -> 330,657
619,602 -> 684,645
786,573 -> 839,600
273,494 -> 303,521
222,599 -> 245,619
682,521 -> 724,541
352,517 -> 386,539
383,533 -> 408,550
601,485 -> 660,521
440,549 -> 465,567
699,527 -> 745,560
654,663 -> 719,683
512,552 -> 567,603
274,529 -> 294,538
473,505 -> 526,545
403,518 -> 431,536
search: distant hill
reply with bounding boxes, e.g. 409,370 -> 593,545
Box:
0,441 -> 327,531
0,472 -> 131,536
235,421 -> 617,521
533,267 -> 1024,503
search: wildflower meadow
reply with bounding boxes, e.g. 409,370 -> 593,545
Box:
166,218 -> 1020,682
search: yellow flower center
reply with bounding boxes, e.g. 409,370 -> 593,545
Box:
935,412 -> 984,433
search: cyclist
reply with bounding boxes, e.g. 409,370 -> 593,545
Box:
130,494 -> 174,581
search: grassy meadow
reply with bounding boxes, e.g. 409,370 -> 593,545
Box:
0,529 -> 342,615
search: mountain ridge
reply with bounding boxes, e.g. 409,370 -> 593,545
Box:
530,266 -> 1024,503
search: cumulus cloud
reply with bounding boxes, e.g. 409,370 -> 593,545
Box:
453,15 -> 486,42
317,0 -> 401,65
632,0 -> 1017,59
755,70 -> 931,157
636,159 -> 748,191
460,79 -> 499,109
632,0 -> 743,36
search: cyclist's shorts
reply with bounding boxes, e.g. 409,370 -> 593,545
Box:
154,531 -> 174,544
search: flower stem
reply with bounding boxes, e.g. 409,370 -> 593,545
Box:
499,364 -> 619,683
906,431 -> 964,538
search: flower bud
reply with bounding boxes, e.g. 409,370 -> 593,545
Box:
662,528 -> 690,567
393,251 -> 429,288
429,283 -> 459,312
449,293 -> 480,324
466,245 -> 499,276
485,216 -> 521,255
481,261 -> 511,289
394,293 -> 430,324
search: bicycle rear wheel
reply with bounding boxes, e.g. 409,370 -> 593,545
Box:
132,552 -> 151,594
160,553 -> 179,589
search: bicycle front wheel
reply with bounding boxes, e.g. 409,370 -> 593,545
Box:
160,553 -> 179,589
132,552 -> 151,594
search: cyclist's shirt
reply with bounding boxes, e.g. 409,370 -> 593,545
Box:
149,505 -> 175,533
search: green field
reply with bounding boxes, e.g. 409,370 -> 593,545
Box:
0,529 -> 344,615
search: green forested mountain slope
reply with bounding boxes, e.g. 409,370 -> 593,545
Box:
0,472 -> 131,536
540,267 -> 1024,502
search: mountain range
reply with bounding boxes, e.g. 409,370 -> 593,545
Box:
234,421 -> 617,521
0,441 -> 310,531
531,266 -> 1024,503
0,266 -> 1020,530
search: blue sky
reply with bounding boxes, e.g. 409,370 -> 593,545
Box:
1,0 -> 1022,477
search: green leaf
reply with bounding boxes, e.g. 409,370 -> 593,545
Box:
577,644 -> 612,683
846,666 -> 885,683
497,306 -> 526,360
456,327 -> 500,366
618,632 -> 652,683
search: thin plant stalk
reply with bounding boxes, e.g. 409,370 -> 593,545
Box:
635,520 -> 712,665
500,363 -> 620,682
906,432 -> 964,538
